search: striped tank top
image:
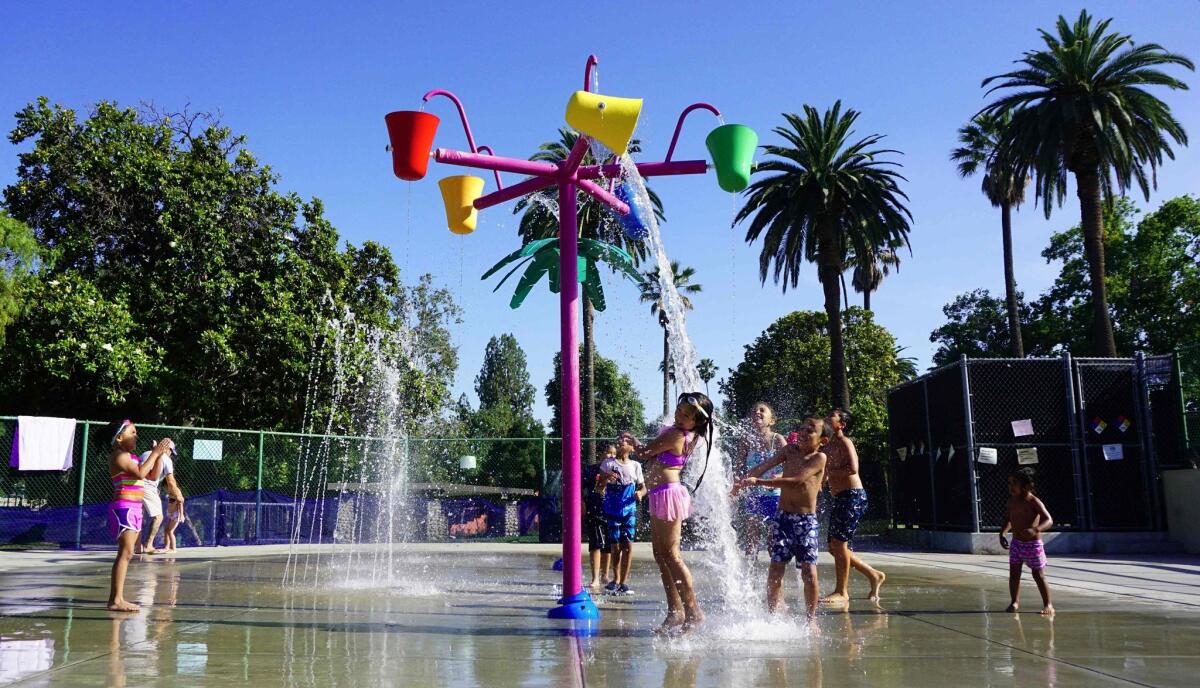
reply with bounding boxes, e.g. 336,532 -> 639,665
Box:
112,454 -> 144,502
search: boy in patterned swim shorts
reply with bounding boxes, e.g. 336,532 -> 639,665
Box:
821,409 -> 886,606
1000,467 -> 1055,616
733,416 -> 827,619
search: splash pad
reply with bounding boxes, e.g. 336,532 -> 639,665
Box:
386,55 -> 756,622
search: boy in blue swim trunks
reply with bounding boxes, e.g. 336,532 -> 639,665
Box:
598,434 -> 646,595
822,409 -> 886,605
733,416 -> 827,619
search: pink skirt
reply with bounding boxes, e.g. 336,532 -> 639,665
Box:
649,483 -> 691,522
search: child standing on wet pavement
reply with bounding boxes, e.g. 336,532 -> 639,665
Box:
584,444 -> 615,591
733,416 -> 828,620
598,433 -> 646,595
1000,467 -> 1055,616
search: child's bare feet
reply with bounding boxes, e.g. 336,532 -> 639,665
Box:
680,612 -> 705,636
820,593 -> 849,607
587,579 -> 602,591
1040,604 -> 1055,617
868,571 -> 886,601
653,611 -> 685,636
1006,602 -> 1019,613
107,599 -> 140,612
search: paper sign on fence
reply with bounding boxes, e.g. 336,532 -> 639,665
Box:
977,447 -> 998,465
1016,447 -> 1039,465
1102,444 -> 1124,461
1011,419 -> 1035,437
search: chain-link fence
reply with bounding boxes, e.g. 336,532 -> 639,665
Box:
888,353 -> 1182,533
1,418 -> 579,549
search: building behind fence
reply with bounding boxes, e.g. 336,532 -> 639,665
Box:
889,352 -> 1192,533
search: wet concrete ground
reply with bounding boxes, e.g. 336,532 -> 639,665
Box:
1,544 -> 1198,686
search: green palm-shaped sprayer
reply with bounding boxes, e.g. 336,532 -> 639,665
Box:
482,238 -> 643,311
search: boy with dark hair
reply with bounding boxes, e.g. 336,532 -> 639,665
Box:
599,434 -> 646,595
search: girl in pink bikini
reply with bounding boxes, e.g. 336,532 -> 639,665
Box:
621,392 -> 714,636
106,420 -> 173,612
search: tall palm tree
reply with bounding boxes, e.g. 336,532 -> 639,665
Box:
734,103 -> 912,408
848,241 -> 902,312
639,261 -> 701,417
950,112 -> 1028,357
981,10 -> 1193,356
697,358 -> 717,396
513,128 -> 665,441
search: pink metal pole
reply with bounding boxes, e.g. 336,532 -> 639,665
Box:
664,103 -> 722,162
578,159 -> 708,180
474,145 -> 504,191
583,54 -> 599,92
434,149 -> 559,176
474,175 -> 556,210
558,179 -> 583,603
577,179 -> 630,215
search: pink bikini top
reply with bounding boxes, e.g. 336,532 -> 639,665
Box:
655,427 -> 694,468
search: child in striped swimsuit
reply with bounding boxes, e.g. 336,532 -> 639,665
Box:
106,420 -> 173,612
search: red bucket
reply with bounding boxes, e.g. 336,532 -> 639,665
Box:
385,111 -> 440,181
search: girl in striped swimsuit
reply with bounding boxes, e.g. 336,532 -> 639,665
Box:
106,420 -> 173,612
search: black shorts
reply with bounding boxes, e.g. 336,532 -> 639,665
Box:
586,515 -> 610,552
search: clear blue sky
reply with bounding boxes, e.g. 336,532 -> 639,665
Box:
3,1 -> 1199,426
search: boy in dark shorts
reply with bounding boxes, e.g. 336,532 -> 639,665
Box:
733,416 -> 828,619
584,444 -> 615,591
1000,467 -> 1055,616
822,409 -> 886,605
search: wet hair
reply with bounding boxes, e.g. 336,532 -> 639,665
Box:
811,416 -> 832,441
830,408 -> 852,433
678,392 -> 716,491
1011,467 -> 1036,490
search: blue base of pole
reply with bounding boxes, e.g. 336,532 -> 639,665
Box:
547,590 -> 600,620
552,558 -> 564,571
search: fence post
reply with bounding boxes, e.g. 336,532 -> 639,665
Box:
1172,351 -> 1191,458
255,431 -> 264,543
1062,352 -> 1088,530
74,421 -> 90,549
921,379 -> 938,528
1135,352 -> 1163,530
959,355 -> 981,533
540,437 -> 547,486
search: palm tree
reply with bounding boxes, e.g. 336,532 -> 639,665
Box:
950,112 -> 1028,357
639,261 -> 702,417
513,128 -> 665,441
697,358 -> 717,396
734,103 -> 912,408
848,241 -> 902,312
981,10 -> 1193,356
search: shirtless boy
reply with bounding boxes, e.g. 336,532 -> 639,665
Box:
820,409 -> 886,605
732,416 -> 827,619
1000,467 -> 1055,616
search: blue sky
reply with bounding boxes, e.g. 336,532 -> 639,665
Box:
3,1 -> 1199,426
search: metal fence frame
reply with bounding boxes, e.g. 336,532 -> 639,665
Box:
888,353 -> 1180,533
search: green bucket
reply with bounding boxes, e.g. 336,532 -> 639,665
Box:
705,124 -> 758,193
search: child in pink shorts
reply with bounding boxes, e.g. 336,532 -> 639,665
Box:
999,467 -> 1055,616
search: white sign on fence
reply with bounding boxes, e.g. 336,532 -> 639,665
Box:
193,439 -> 224,462
1102,444 -> 1125,462
977,447 -> 998,465
1017,447 -> 1040,465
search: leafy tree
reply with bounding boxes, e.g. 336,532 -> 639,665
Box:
930,289 -> 1032,366
638,261 -> 702,417
980,10 -> 1194,356
0,211 -> 41,345
546,348 -> 645,440
0,98 -> 459,433
512,129 -> 663,452
697,358 -> 717,396
734,103 -> 912,408
474,334 -> 537,412
720,308 -> 907,507
950,112 -> 1028,356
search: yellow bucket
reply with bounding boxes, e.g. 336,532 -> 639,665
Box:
438,175 -> 485,235
565,91 -> 642,156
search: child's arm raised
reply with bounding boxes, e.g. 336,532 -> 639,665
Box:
623,430 -> 684,463
113,438 -> 173,479
751,451 -> 827,488
731,446 -> 792,494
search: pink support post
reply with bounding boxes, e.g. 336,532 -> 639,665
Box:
664,103 -> 722,162
434,149 -> 559,176
577,179 -> 630,215
474,175 -> 555,211
557,179 -> 583,607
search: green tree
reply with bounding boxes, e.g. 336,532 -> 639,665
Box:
0,98 -> 459,432
980,10 -> 1194,356
734,103 -> 912,408
848,242 -> 902,312
950,112 -> 1028,356
638,261 -> 702,417
930,289 -> 1032,366
719,308 -> 906,507
512,129 -> 663,453
697,358 -> 717,396
461,335 -> 544,489
546,348 -> 646,441
0,211 -> 41,345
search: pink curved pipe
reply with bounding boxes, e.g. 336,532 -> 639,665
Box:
583,54 -> 599,93
664,103 -> 722,162
474,145 -> 504,190
422,89 -> 480,154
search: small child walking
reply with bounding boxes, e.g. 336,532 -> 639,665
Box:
598,433 -> 646,595
584,445 -> 615,591
733,416 -> 828,619
1000,467 -> 1055,616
